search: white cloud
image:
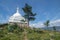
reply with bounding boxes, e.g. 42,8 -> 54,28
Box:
50,19 -> 60,26
30,22 -> 45,28
30,19 -> 60,28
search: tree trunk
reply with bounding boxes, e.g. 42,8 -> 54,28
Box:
26,18 -> 29,28
27,20 -> 29,27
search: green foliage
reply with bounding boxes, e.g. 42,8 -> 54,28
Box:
0,24 -> 60,40
44,20 -> 50,27
33,28 -> 44,34
7,24 -> 24,33
18,27 -> 24,32
0,29 -> 5,38
1,37 -> 11,40
53,26 -> 56,31
8,24 -> 15,32
22,3 -> 36,26
22,3 -> 36,21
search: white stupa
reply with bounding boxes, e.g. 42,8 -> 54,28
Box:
9,7 -> 26,23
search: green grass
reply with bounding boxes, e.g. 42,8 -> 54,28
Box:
0,25 -> 60,40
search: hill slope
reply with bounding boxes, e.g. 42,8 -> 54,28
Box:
0,24 -> 60,40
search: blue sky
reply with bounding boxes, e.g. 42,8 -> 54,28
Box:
0,0 -> 60,26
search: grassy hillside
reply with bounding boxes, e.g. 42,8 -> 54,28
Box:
0,24 -> 60,40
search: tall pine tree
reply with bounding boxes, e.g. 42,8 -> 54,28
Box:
22,3 -> 36,27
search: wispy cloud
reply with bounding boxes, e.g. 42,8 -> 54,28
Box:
50,19 -> 60,26
30,19 -> 60,28
30,21 -> 45,28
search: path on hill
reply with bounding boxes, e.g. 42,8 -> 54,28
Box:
23,29 -> 28,40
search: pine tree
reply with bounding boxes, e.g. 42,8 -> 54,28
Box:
44,20 -> 50,39
22,3 -> 36,27
44,20 -> 50,30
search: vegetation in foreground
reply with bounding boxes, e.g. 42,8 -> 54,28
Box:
0,24 -> 60,40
